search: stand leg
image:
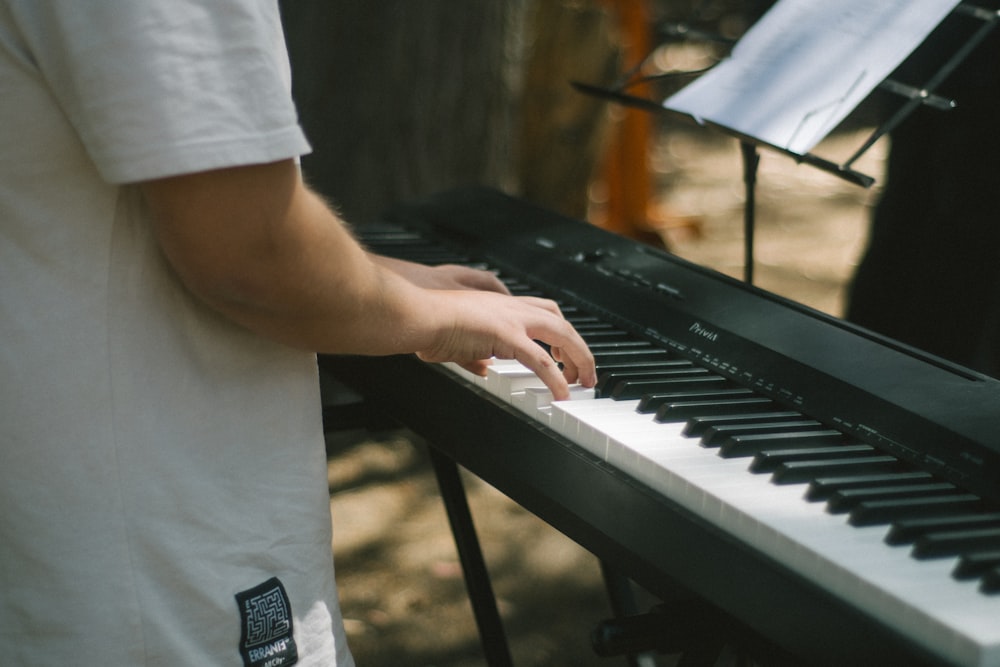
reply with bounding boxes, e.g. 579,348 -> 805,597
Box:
740,141 -> 759,285
599,561 -> 659,667
428,447 -> 514,667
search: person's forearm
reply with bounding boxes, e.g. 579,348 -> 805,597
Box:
142,162 -> 441,355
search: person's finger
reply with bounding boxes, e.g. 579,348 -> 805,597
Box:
550,345 -> 581,385
458,358 -> 492,377
511,338 -> 571,400
524,316 -> 596,389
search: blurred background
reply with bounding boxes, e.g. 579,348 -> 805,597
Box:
279,1 -> 998,664
280,0 -> 884,317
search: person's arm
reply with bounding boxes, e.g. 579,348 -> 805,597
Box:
140,159 -> 595,398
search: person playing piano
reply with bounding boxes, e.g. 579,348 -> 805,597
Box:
0,1 -> 596,665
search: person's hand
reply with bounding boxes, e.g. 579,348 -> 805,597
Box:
371,255 -> 510,294
415,290 -> 596,400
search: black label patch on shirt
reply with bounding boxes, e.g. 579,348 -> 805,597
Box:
235,577 -> 298,667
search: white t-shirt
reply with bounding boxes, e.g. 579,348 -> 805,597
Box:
0,1 -> 353,665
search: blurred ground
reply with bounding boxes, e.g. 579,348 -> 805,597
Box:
325,124 -> 890,666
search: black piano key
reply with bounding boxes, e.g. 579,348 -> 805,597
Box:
640,388 -> 757,414
504,283 -> 543,296
770,454 -> 899,484
611,374 -> 728,401
701,420 -> 823,448
682,411 -> 803,438
580,329 -> 642,342
594,349 -> 675,365
586,340 -> 655,350
886,512 -> 1000,545
807,471 -> 934,502
396,250 -> 473,264
609,367 -> 707,384
595,361 -> 699,394
849,494 -> 987,527
750,445 -> 875,473
654,396 -> 776,422
953,551 -> 1000,580
826,482 -> 958,514
588,342 -> 669,357
721,429 -> 846,459
912,527 -> 1000,560
980,566 -> 1000,594
567,319 -> 613,330
554,305 -> 582,317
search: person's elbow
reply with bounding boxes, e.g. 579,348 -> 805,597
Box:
139,160 -> 302,308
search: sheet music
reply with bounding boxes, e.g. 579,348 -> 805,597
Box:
663,0 -> 962,155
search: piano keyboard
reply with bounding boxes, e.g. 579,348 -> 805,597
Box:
442,355 -> 1000,667
332,187 -> 1000,666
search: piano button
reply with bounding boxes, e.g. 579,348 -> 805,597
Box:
769,454 -> 899,484
654,396 -> 776,422
849,494 -> 987,527
611,374 -> 728,401
640,388 -> 757,414
681,410 -> 803,438
720,429 -> 847,459
953,551 -> 1000,580
911,527 -> 1000,560
825,482 -> 958,514
885,512 -> 1000,546
806,471 -> 935,502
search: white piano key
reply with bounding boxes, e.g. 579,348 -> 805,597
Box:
519,386 -> 556,420
441,361 -> 485,386
549,398 -> 640,456
485,363 -> 546,402
564,385 -> 597,401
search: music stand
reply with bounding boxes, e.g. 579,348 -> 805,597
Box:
574,1 -> 999,284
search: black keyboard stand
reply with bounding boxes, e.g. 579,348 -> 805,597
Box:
427,447 -> 515,667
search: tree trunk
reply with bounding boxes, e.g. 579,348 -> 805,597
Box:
281,0 -> 622,224
280,0 -> 527,223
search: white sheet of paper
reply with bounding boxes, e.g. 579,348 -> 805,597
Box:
663,0 -> 962,155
